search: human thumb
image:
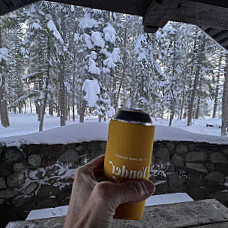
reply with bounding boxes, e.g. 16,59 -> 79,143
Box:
104,179 -> 155,209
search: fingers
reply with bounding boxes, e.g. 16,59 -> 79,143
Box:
74,155 -> 105,184
93,179 -> 155,211
84,154 -> 105,173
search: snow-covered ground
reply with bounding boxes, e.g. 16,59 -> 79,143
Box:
26,193 -> 193,220
0,114 -> 227,146
153,118 -> 223,137
0,113 -> 226,139
0,113 -> 98,138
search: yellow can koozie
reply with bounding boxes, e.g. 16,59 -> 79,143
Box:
104,109 -> 155,220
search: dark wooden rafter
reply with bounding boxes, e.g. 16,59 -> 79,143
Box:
143,0 -> 181,33
47,0 -> 152,16
200,26 -> 228,51
190,0 -> 228,9
142,0 -> 228,51
214,31 -> 228,43
0,0 -> 39,16
172,1 -> 228,31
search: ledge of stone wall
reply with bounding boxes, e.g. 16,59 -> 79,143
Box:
6,199 -> 228,228
0,140 -> 228,227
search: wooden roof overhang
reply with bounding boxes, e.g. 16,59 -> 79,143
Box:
0,0 -> 228,51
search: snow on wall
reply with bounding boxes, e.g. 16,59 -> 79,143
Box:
0,122 -> 228,147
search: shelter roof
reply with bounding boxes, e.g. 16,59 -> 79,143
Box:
0,0 -> 228,51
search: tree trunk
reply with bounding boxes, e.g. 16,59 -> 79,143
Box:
56,90 -> 60,117
59,65 -> 66,126
221,53 -> 228,136
0,25 -> 10,127
169,39 -> 177,127
59,10 -> 67,126
180,90 -> 185,120
39,37 -> 50,132
187,37 -> 206,126
30,100 -> 32,113
195,76 -> 202,119
115,25 -> 127,110
49,101 -> 53,116
195,96 -> 201,119
19,105 -> 22,114
79,99 -> 85,123
65,92 -> 68,121
72,52 -> 76,121
212,56 -> 222,118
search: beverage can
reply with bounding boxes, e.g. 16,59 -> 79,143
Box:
104,109 -> 155,220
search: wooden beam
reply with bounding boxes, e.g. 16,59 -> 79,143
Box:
0,0 -> 39,16
190,0 -> 228,9
143,0 -> 181,30
220,39 -> 228,48
204,28 -> 221,37
144,25 -> 159,33
173,1 -> 228,30
213,31 -> 228,42
200,27 -> 228,52
47,0 -> 152,16
0,0 -> 10,10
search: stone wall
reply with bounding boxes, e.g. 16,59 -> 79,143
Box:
0,141 -> 228,227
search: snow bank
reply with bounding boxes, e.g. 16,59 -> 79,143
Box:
0,122 -> 108,147
0,122 -> 228,147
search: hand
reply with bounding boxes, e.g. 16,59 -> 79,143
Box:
64,155 -> 155,228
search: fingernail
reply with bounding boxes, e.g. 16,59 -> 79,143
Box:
142,180 -> 155,195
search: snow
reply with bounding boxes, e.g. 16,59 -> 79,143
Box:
91,32 -> 105,48
47,20 -> 64,43
135,35 -> 147,61
88,58 -> 101,75
102,48 -> 120,63
103,57 -> 116,68
0,47 -> 8,61
84,34 -> 94,49
153,118 -> 225,137
145,193 -> 193,206
1,117 -> 228,147
0,120 -> 107,147
20,47 -> 26,55
79,13 -> 100,29
70,5 -> 74,12
107,106 -> 115,118
31,22 -> 41,30
82,79 -> 100,107
74,33 -> 79,42
21,72 -> 39,80
103,23 -> 116,44
26,206 -> 68,220
90,51 -> 97,60
102,48 -> 120,69
25,193 -> 193,220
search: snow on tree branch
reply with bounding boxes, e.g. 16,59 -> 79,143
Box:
82,79 -> 100,107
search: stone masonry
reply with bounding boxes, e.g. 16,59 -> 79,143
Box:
0,141 -> 228,227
